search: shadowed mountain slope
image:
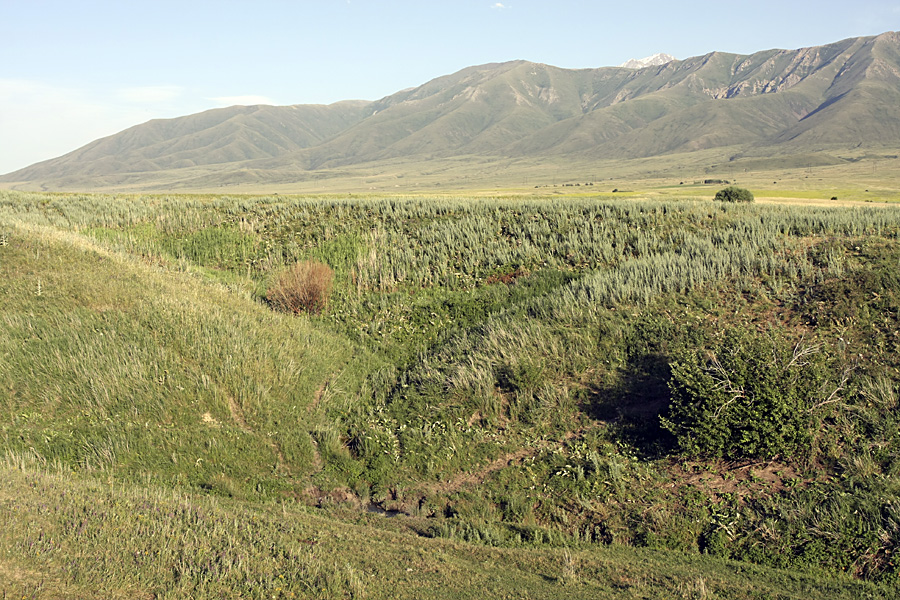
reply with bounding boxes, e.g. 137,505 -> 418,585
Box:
3,32 -> 899,189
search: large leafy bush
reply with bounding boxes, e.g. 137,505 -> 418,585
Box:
662,328 -> 834,459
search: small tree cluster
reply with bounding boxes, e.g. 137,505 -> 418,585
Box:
266,260 -> 333,315
714,186 -> 754,203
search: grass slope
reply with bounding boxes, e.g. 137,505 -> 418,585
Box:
2,189 -> 900,597
0,216 -> 380,496
2,462 -> 891,599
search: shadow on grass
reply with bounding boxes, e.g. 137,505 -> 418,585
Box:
582,352 -> 675,458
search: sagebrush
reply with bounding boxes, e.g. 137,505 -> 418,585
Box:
267,260 -> 334,315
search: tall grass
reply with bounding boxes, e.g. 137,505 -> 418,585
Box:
3,189 -> 900,586
0,217 -> 380,496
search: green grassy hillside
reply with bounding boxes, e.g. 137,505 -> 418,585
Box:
2,189 -> 899,597
0,215 -> 380,495
5,101 -> 373,181
2,463 -> 891,599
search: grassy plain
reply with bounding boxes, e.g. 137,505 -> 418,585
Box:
5,144 -> 899,203
1,180 -> 899,597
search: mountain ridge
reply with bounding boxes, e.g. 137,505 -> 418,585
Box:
3,31 -> 899,190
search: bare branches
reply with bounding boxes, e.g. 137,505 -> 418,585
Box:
786,338 -> 822,369
808,364 -> 854,413
707,352 -> 746,419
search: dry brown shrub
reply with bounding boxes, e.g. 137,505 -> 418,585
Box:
267,260 -> 333,315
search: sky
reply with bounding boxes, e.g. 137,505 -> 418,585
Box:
1,0 -> 899,174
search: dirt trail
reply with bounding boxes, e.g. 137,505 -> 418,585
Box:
304,375 -> 337,474
226,394 -> 251,432
308,438 -> 324,473
419,448 -> 534,497
413,427 -> 596,499
308,377 -> 330,415
220,387 -> 294,476
668,459 -> 803,500
205,370 -> 338,478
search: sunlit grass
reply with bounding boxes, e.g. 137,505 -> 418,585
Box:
2,189 -> 900,595
0,219 -> 381,495
1,461 -> 891,599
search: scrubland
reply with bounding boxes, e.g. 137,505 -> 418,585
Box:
1,189 -> 898,598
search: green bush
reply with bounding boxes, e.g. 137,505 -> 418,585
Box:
661,328 -> 832,459
714,186 -> 754,203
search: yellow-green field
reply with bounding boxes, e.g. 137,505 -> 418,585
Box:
4,146 -> 898,202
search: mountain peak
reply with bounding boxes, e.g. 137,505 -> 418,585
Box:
618,53 -> 676,69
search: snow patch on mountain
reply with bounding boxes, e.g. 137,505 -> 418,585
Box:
618,53 -> 676,69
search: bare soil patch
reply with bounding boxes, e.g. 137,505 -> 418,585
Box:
669,459 -> 804,501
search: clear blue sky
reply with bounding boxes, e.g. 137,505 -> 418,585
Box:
2,0 -> 898,174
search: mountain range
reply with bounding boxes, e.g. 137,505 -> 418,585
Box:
3,31 -> 899,191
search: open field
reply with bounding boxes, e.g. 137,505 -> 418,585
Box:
2,186 -> 900,597
3,145 -> 899,203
